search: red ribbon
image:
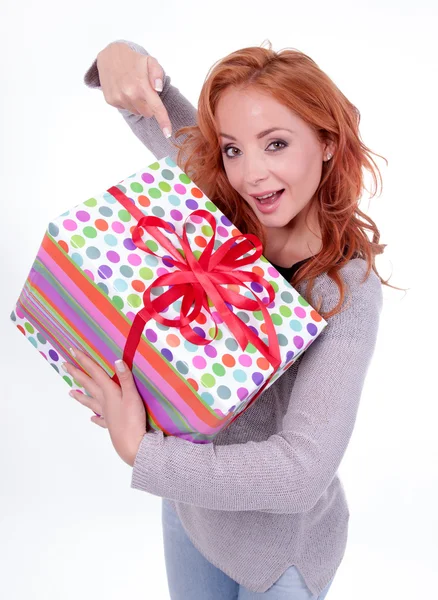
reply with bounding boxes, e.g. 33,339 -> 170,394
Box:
108,185 -> 281,422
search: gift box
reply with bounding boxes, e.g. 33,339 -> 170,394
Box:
10,156 -> 327,443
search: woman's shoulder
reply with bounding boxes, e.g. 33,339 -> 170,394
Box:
316,256 -> 381,289
313,257 -> 383,316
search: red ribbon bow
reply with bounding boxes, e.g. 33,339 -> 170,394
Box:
108,185 -> 281,417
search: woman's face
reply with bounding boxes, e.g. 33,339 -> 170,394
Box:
215,87 -> 333,235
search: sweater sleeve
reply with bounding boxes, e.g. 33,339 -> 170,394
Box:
83,39 -> 198,163
130,260 -> 383,513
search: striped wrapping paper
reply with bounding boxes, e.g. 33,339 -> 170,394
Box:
10,156 -> 327,443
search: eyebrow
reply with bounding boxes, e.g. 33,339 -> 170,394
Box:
219,127 -> 294,141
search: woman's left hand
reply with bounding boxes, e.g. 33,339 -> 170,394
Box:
62,347 -> 147,467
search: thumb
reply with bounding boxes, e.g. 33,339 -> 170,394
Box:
147,55 -> 165,92
114,360 -> 138,398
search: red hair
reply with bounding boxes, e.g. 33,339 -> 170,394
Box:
171,41 -> 405,318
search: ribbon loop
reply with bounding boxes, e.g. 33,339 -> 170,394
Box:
138,210 -> 280,369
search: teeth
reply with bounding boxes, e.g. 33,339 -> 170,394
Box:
256,191 -> 277,200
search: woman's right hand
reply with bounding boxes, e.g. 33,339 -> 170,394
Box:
96,42 -> 172,138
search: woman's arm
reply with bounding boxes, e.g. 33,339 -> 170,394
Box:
84,40 -> 198,163
129,259 -> 383,513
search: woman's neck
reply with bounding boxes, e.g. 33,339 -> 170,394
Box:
263,203 -> 322,268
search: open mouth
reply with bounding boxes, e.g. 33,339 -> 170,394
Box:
255,189 -> 284,204
254,189 -> 285,211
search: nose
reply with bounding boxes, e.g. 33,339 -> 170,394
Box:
242,151 -> 270,186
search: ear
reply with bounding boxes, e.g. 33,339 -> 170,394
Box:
323,138 -> 336,161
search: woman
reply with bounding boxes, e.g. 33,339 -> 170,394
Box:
70,39 -> 400,599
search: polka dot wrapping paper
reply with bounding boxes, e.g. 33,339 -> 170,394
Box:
10,156 -> 327,443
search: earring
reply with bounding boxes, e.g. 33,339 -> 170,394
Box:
326,153 -> 332,161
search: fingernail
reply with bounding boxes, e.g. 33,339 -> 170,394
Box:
69,347 -> 76,358
61,362 -> 68,372
163,127 -> 171,139
154,78 -> 163,92
115,359 -> 126,373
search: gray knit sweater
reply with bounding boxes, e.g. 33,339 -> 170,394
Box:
84,40 -> 383,596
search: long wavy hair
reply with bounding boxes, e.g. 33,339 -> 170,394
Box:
170,40 -> 406,318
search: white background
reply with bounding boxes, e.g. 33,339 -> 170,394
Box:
1,0 -> 437,598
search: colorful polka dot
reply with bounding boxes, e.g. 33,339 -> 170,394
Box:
217,386 -> 231,399
212,363 -> 226,376
146,240 -> 159,252
193,356 -> 207,369
104,234 -> 118,246
71,252 -> 83,267
204,345 -> 217,358
149,188 -> 162,200
112,296 -> 124,310
86,246 -> 100,259
201,374 -> 215,388
63,219 -> 77,231
290,320 -> 302,331
49,349 -> 59,361
238,355 -> 252,367
118,209 -> 131,222
76,210 -> 90,222
48,222 -> 59,236
280,306 -> 292,317
161,348 -> 173,362
252,372 -> 263,385
166,334 -> 180,348
139,267 -> 153,280
294,336 -> 304,349
151,205 -> 165,217
233,370 -> 247,383
186,199 -> 198,210
168,194 -> 181,206
99,206 -> 113,217
128,253 -> 142,266
201,391 -> 214,405
146,329 -> 157,342
114,279 -> 128,292
142,172 -> 155,184
36,333 -> 47,344
97,282 -> 108,295
107,250 -> 120,263
127,294 -> 141,308
98,265 -> 112,279
176,361 -> 189,375
256,357 -> 270,370
112,222 -> 125,233
278,334 -> 289,347
83,226 -> 97,238
174,183 -> 186,194
95,219 -> 108,231
120,265 -> 133,278
131,280 -> 145,292
161,169 -> 174,181
222,354 -> 236,367
237,387 -> 249,400
307,323 -> 318,336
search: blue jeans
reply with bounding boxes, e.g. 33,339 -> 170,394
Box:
162,498 -> 335,599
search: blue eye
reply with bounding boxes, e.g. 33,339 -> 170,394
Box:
222,140 -> 288,159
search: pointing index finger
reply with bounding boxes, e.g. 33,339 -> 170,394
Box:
137,87 -> 172,138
